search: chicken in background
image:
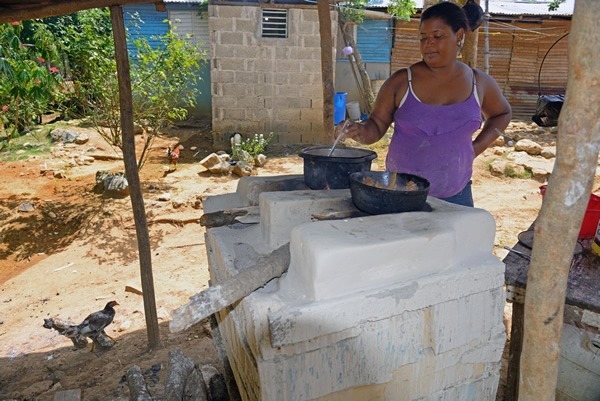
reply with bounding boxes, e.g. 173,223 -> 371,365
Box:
75,300 -> 119,352
43,300 -> 119,352
167,143 -> 183,170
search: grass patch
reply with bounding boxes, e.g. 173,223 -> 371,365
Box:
504,164 -> 533,179
0,126 -> 54,162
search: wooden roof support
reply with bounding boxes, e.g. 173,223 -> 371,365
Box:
0,0 -> 166,23
518,1 -> 600,400
317,0 -> 335,144
109,4 -> 160,349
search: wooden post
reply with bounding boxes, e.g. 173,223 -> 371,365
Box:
461,0 -> 480,68
518,1 -> 600,400
317,0 -> 335,144
110,5 -> 160,349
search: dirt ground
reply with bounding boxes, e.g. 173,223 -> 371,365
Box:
0,119 -> 572,400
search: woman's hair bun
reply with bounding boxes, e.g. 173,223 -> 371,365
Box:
463,0 -> 484,31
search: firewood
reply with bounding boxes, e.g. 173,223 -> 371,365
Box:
42,317 -> 87,349
126,365 -> 153,401
199,207 -> 259,228
42,317 -> 115,350
169,244 -> 290,333
165,349 -> 208,401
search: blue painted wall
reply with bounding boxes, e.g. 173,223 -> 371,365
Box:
122,4 -> 211,119
356,19 -> 393,63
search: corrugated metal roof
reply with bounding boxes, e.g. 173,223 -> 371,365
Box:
366,0 -> 574,17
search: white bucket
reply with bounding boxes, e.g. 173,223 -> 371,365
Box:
346,101 -> 361,120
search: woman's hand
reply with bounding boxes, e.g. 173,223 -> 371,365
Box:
335,120 -> 360,141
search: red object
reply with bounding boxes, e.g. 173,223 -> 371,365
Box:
540,185 -> 600,238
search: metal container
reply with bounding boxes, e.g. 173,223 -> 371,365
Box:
349,171 -> 430,214
298,145 -> 377,190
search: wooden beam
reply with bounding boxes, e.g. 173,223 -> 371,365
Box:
109,5 -> 160,349
0,0 -> 165,23
317,0 -> 335,144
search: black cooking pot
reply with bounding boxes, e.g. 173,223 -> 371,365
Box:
349,171 -> 430,214
299,145 -> 377,190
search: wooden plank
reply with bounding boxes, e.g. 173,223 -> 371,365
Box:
170,244 -> 290,333
505,302 -> 524,401
0,0 -> 164,23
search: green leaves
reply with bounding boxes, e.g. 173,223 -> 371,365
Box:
0,20 -> 62,136
232,133 -> 274,162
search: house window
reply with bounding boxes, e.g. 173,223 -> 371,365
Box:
262,9 -> 288,38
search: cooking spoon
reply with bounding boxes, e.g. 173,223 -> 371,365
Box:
503,245 -> 530,260
327,120 -> 350,157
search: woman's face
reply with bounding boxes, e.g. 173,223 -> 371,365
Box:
419,17 -> 463,67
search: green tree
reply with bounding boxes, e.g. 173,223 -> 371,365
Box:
0,20 -> 63,140
85,21 -> 206,169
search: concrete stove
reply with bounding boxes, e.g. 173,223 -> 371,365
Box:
203,175 -> 506,401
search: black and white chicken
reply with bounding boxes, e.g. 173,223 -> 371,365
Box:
76,300 -> 119,351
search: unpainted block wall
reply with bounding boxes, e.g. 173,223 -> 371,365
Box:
209,5 -> 337,147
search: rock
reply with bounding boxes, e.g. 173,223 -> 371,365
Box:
507,151 -> 555,176
489,160 -> 507,176
54,170 -> 66,179
74,133 -> 89,145
50,128 -> 79,144
254,154 -> 268,167
48,211 -> 57,219
18,202 -> 35,212
507,164 -> 526,177
95,171 -> 129,197
235,149 -> 252,163
158,193 -> 171,202
172,197 -> 185,209
21,380 -> 53,398
118,320 -> 132,332
541,146 -> 556,159
493,136 -> 505,146
90,153 -> 123,161
200,153 -> 223,170
104,174 -> 129,197
232,161 -> 253,177
515,138 -> 542,155
492,147 -> 505,156
190,146 -> 198,151
532,168 -> 550,182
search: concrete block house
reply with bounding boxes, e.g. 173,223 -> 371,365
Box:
208,0 -> 338,147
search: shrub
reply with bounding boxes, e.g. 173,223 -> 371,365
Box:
232,133 -> 274,162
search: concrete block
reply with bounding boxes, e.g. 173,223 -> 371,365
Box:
268,260 -> 503,348
430,289 -> 505,354
259,189 -> 352,248
559,322 -> 600,377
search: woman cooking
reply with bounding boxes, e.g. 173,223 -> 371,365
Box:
338,2 -> 511,207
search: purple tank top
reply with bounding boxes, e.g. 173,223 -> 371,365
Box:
386,68 -> 482,198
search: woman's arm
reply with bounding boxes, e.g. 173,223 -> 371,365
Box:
473,70 -> 512,156
338,70 -> 407,144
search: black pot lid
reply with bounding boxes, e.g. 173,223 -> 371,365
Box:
518,229 -> 583,255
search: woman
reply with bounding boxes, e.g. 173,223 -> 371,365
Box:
339,2 -> 511,207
